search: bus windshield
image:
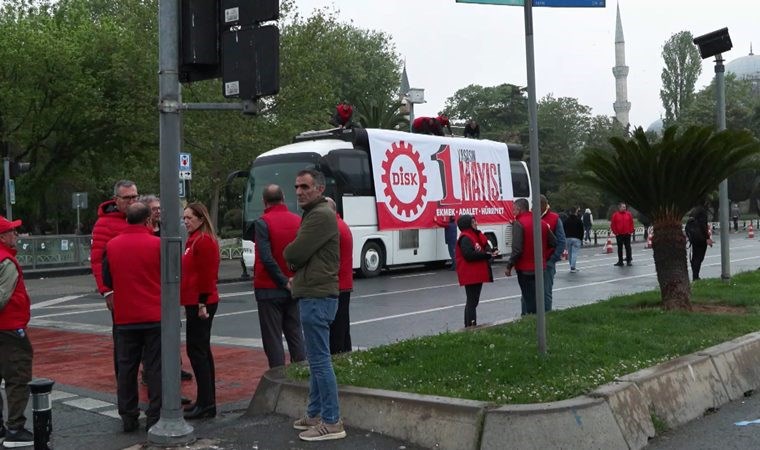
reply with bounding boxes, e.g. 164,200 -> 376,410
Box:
243,154 -> 337,226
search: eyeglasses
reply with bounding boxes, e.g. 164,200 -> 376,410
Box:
117,195 -> 139,200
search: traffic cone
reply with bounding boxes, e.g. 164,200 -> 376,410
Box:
749,223 -> 755,239
646,228 -> 653,249
561,248 -> 568,260
605,236 -> 614,254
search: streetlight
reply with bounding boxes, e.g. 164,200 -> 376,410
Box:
405,88 -> 426,132
693,27 -> 732,281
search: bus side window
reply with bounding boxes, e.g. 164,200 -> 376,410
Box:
325,150 -> 374,196
511,161 -> 530,198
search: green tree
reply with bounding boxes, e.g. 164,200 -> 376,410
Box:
355,97 -> 408,129
578,126 -> 760,310
442,83 -> 528,141
660,31 -> 702,124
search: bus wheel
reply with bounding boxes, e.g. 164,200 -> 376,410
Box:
360,241 -> 384,278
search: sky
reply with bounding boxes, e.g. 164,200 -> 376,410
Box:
293,0 -> 759,129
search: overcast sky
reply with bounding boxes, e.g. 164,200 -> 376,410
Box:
294,0 -> 759,129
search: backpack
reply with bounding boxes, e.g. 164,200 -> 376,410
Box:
685,217 -> 706,244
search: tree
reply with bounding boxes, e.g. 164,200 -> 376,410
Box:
442,84 -> 528,142
355,97 -> 408,130
660,31 -> 702,125
578,126 -> 760,310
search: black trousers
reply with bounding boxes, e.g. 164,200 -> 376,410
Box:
517,271 -> 537,316
185,303 -> 217,407
690,243 -> 708,280
464,284 -> 483,327
115,325 -> 161,421
616,234 -> 632,263
0,330 -> 32,430
257,296 -> 306,367
330,291 -> 352,354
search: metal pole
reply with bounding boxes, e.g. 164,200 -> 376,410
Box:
409,103 -> 415,133
29,378 -> 55,450
151,0 -> 193,444
524,0 -> 546,355
715,54 -> 730,281
3,158 -> 11,220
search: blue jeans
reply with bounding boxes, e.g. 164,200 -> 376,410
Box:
567,238 -> 582,269
543,261 -> 556,311
300,297 -> 340,424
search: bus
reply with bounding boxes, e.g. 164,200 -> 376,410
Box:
242,127 -> 531,277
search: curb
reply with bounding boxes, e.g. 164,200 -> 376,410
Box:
249,331 -> 760,450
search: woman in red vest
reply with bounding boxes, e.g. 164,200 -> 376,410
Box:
454,215 -> 498,327
181,202 -> 220,420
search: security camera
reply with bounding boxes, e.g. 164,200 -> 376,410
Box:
693,27 -> 732,59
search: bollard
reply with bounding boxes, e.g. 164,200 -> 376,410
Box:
28,378 -> 55,450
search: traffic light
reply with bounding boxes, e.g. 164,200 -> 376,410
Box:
10,161 -> 31,178
179,0 -> 221,82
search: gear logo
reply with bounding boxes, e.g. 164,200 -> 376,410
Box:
380,140 -> 428,221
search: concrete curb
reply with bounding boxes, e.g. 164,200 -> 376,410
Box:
248,331 -> 760,450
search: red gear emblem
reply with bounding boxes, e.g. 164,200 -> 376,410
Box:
380,141 -> 428,218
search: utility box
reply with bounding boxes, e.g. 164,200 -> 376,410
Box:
407,88 -> 425,104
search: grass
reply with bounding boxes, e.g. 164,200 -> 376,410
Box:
287,271 -> 760,404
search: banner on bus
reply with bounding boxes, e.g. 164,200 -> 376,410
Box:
367,129 -> 516,231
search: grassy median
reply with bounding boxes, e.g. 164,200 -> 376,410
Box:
288,270 -> 760,404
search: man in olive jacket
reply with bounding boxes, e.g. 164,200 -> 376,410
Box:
283,169 -> 345,442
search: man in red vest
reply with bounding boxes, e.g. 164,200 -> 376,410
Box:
504,198 -> 556,315
326,197 -> 354,354
253,185 -> 306,368
331,100 -> 354,129
102,202 -> 162,433
610,202 -> 635,266
0,216 -> 34,447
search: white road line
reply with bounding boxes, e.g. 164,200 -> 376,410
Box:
31,294 -> 88,310
391,272 -> 435,279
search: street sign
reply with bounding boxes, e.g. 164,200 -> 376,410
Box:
456,0 -> 604,5
179,152 -> 192,180
9,180 -> 15,205
179,180 -> 186,198
71,192 -> 88,209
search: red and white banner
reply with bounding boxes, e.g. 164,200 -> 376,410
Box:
368,129 -> 516,230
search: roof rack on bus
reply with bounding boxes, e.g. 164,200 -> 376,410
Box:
292,127 -> 356,143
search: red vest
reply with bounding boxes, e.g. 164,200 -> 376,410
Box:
181,231 -> 220,306
105,225 -> 162,325
543,209 -> 559,232
514,212 -> 552,273
0,246 -> 30,330
254,204 -> 301,289
455,228 -> 492,286
337,215 -> 353,291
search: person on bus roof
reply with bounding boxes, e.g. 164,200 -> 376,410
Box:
412,116 -> 444,136
331,100 -> 354,129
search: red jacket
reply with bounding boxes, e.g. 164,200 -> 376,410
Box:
337,214 -> 353,291
455,228 -> 492,286
90,199 -> 129,294
105,225 -> 161,325
254,204 -> 301,289
0,245 -> 30,330
181,231 -> 220,306
514,211 -> 552,273
610,210 -> 635,235
336,104 -> 353,125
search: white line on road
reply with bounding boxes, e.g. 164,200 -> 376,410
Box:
391,272 -> 436,279
31,294 -> 88,310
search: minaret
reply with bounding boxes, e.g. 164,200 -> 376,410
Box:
612,2 -> 630,127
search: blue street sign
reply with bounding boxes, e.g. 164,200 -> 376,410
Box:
456,0 -> 604,6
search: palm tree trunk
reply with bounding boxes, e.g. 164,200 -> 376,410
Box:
651,221 -> 691,310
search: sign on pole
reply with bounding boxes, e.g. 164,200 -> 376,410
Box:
9,180 -> 15,205
179,152 -> 192,180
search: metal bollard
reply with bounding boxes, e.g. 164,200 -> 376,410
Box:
28,378 -> 55,450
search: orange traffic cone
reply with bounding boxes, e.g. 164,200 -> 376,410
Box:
605,236 -> 614,254
646,228 -> 653,249
561,249 -> 568,260
749,223 -> 755,239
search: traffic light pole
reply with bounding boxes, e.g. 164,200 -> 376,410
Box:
3,158 -> 11,220
151,0 -> 193,444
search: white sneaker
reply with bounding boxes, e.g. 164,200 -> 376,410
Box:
570,268 -> 578,273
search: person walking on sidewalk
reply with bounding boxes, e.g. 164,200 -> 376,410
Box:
582,208 -> 594,243
0,216 -> 34,447
284,169 -> 346,442
563,207 -> 584,272
686,203 -> 713,281
102,203 -> 162,433
455,215 -> 497,327
253,185 -> 305,368
731,203 -> 741,232
326,197 -> 354,355
540,195 -> 565,311
611,202 -> 635,267
181,202 -> 221,420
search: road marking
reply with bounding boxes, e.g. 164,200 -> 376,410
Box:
391,272 -> 436,279
63,397 -> 113,410
31,294 -> 88,310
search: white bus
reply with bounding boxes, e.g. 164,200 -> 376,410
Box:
242,128 -> 531,277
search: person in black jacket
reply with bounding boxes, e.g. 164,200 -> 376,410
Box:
562,207 -> 585,272
687,204 -> 713,281
463,119 -> 480,139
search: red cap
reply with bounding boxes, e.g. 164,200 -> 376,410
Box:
0,216 -> 22,234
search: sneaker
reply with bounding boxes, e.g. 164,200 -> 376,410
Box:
0,424 -> 5,439
298,420 -> 346,442
293,415 -> 321,430
613,262 -> 624,267
3,427 -> 33,448
569,268 -> 578,273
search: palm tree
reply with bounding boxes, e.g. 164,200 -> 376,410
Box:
578,125 -> 760,310
355,97 -> 409,130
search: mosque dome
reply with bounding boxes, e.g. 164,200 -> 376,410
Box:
646,118 -> 664,135
726,46 -> 760,82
